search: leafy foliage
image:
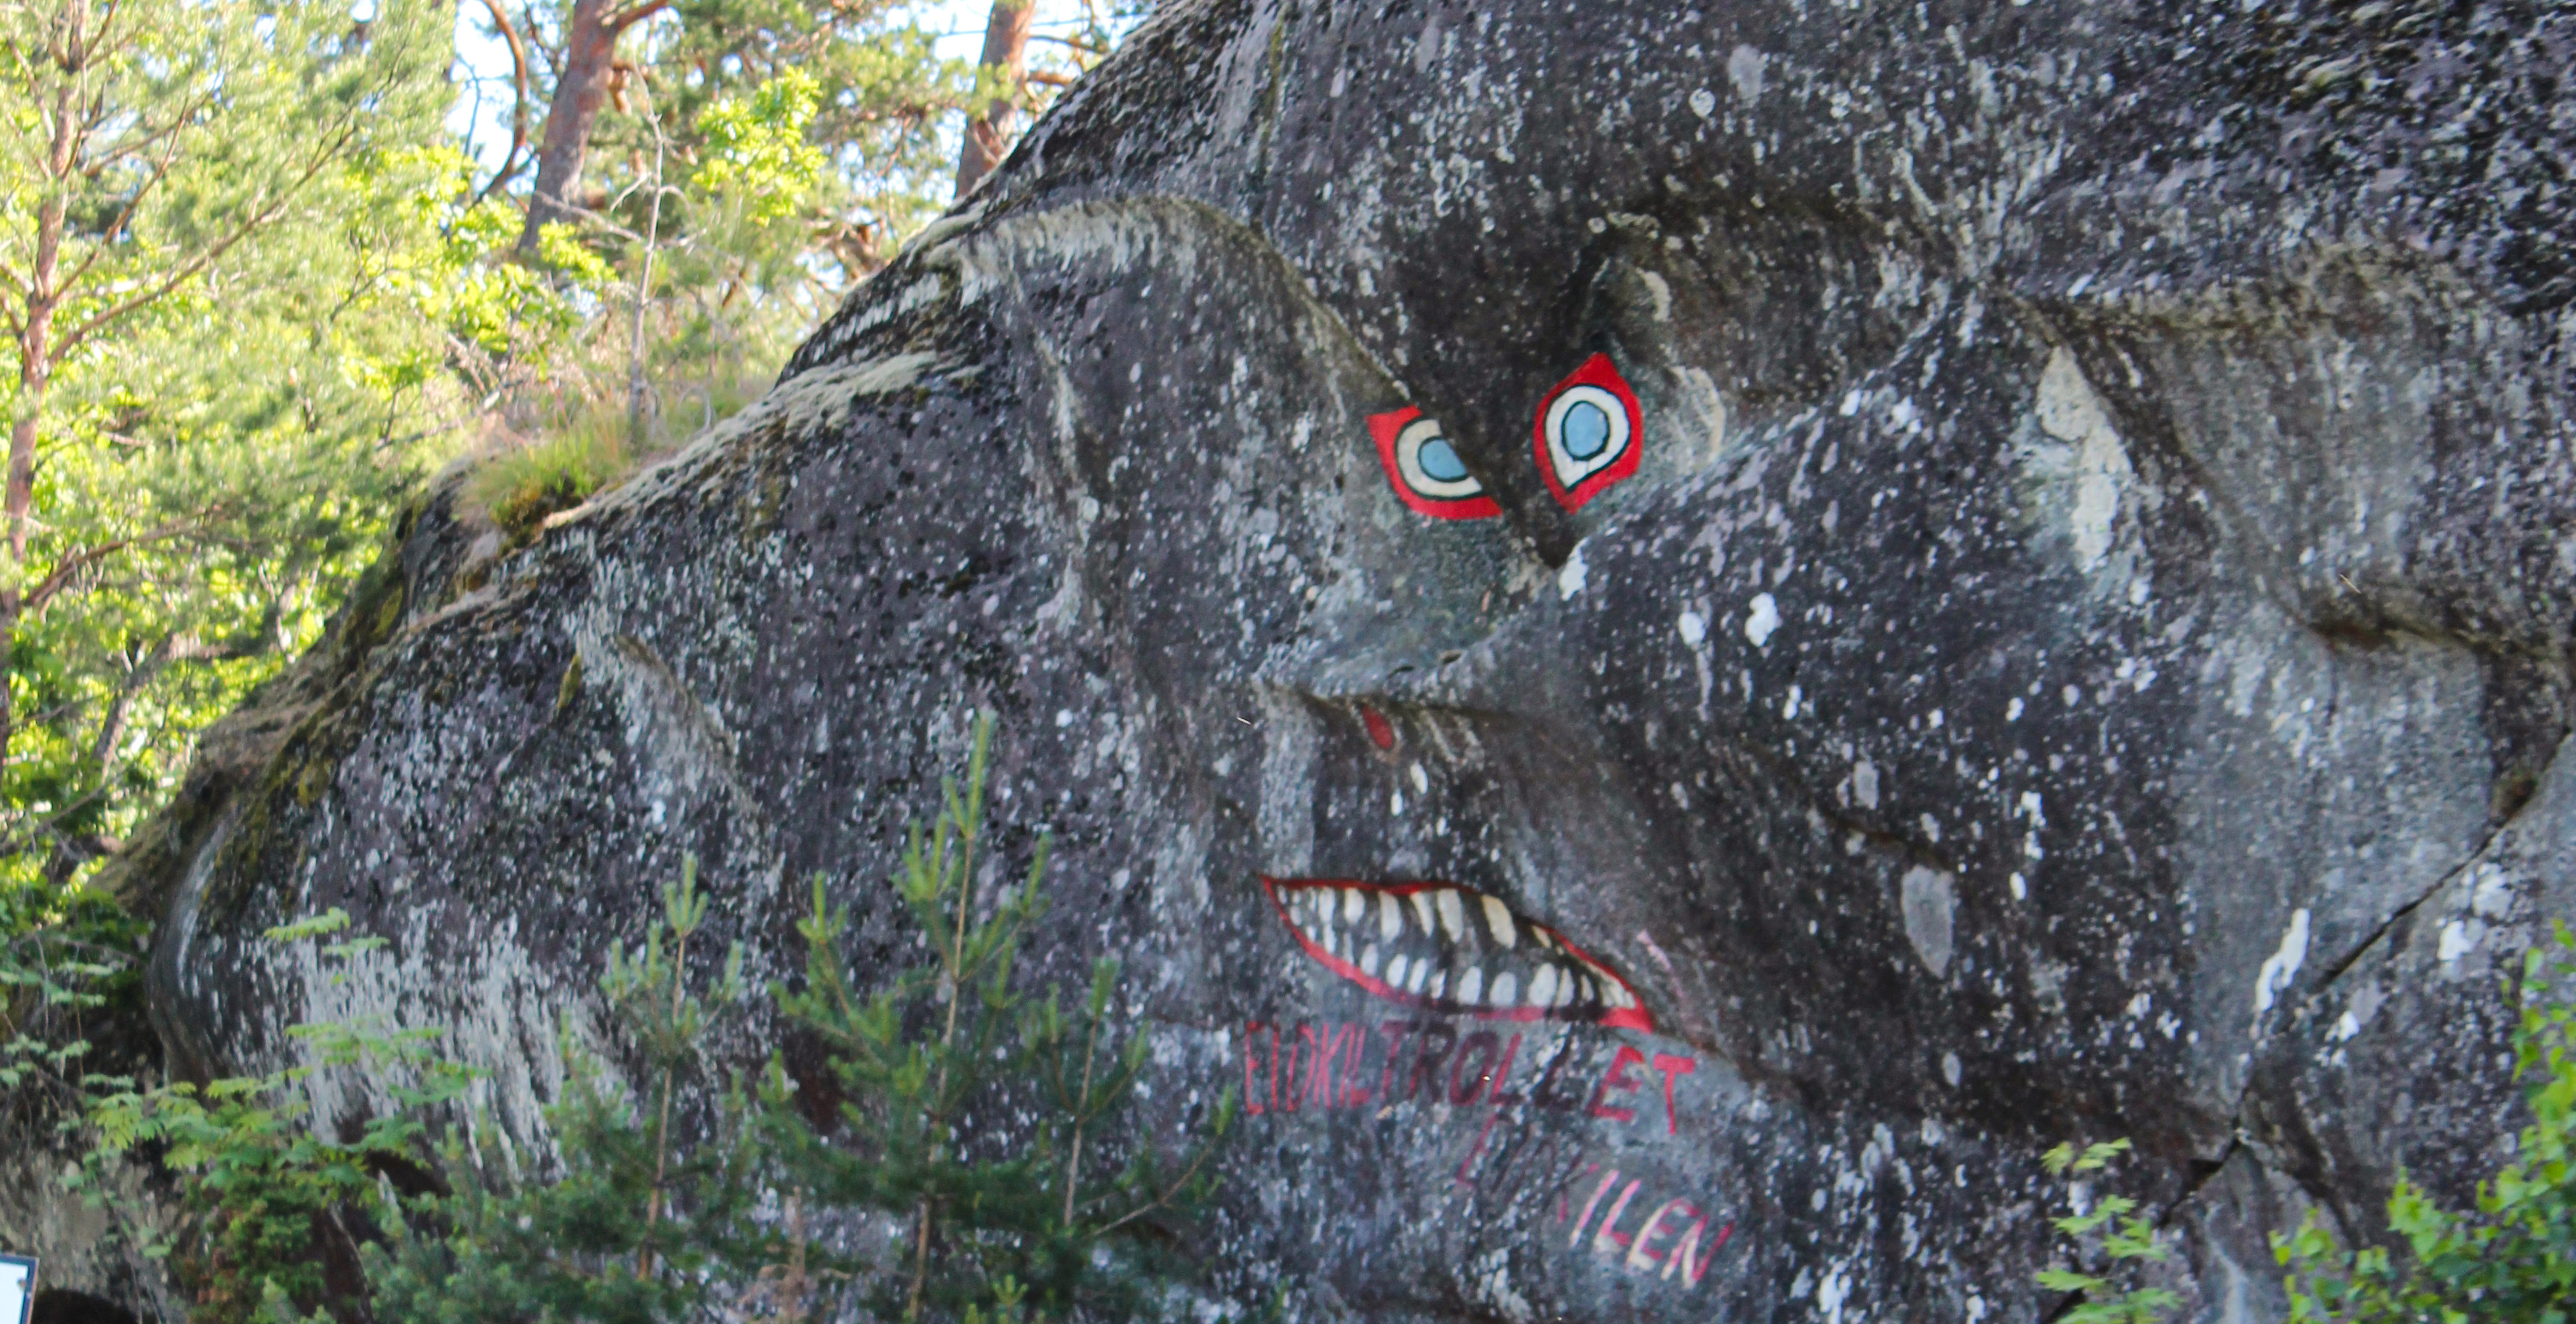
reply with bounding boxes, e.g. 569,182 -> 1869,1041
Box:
692,69 -> 830,227
2036,1138 -> 2182,1324
79,910 -> 476,1324
559,0 -> 969,286
2276,921 -> 2576,1324
0,0 -> 472,879
0,0 -> 580,1126
0,866 -> 142,1144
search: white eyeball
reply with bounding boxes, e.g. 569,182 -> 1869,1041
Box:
1395,416 -> 1485,502
1370,406 -> 1500,520
1532,355 -> 1646,511
1542,384 -> 1632,491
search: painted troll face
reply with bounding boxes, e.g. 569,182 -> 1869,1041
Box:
1267,351 -> 1668,1039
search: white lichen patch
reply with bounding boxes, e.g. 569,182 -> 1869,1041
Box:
1900,866 -> 1956,978
2252,907 -> 2311,1022
2014,348 -> 2141,587
1470,1248 -> 1538,1324
1672,365 -> 1731,469
1743,592 -> 1780,646
1254,687 -> 1320,876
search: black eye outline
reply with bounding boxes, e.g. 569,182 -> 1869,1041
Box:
1533,354 -> 1644,511
1369,406 -> 1501,520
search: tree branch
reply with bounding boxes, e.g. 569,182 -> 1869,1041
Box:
470,0 -> 534,207
72,101 -> 199,176
54,107 -> 195,295
22,520 -> 203,614
48,118 -> 356,362
602,0 -> 673,37
1092,1147 -> 1214,1236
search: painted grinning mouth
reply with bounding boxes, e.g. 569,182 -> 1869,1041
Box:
1261,877 -> 1653,1033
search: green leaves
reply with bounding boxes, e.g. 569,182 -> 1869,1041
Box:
692,68 -> 827,226
0,0 -> 467,898
2276,920 -> 2576,1324
75,910 -> 476,1324
0,869 -> 133,1094
2036,1138 -> 2181,1324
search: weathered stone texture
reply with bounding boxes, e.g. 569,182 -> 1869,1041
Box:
45,0 -> 2576,1319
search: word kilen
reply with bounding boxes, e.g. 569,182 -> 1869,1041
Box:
1562,1161 -> 1733,1287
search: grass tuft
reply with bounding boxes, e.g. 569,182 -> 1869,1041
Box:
469,406 -> 630,540
465,362 -> 774,541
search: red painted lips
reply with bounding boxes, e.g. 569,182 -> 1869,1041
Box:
1261,877 -> 1653,1033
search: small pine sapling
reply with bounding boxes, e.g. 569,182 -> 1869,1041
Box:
2036,1138 -> 2181,1324
365,855 -> 764,1324
1014,953 -> 1229,1314
770,713 -> 1230,1322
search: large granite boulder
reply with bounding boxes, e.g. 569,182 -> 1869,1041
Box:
92,0 -> 2576,1319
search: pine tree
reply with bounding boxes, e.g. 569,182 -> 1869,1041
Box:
363,855 -> 765,1324
766,713 -> 1229,1322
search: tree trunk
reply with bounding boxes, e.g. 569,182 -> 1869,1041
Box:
519,0 -> 625,250
953,0 -> 1034,198
4,38 -> 84,775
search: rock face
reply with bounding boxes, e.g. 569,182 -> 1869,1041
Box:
95,0 -> 2576,1319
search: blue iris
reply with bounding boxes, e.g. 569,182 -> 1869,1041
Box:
1417,437 -> 1470,482
1561,401 -> 1612,459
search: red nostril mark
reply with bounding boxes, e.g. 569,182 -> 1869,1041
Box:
1361,706 -> 1397,750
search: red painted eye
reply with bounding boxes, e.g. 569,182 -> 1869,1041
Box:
1360,706 -> 1397,750
1370,407 -> 1501,520
1533,354 -> 1644,511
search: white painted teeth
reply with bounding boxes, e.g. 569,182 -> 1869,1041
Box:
1436,889 -> 1467,942
1277,883 -> 1641,1022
